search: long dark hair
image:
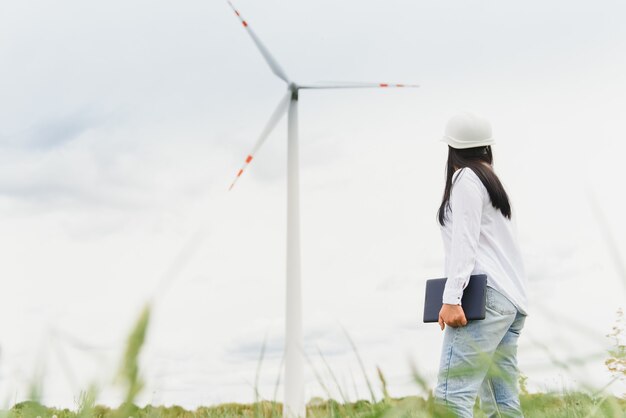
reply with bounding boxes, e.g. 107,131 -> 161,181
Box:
437,145 -> 511,226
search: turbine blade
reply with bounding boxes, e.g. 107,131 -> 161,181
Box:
229,91 -> 291,190
226,1 -> 290,83
299,81 -> 420,89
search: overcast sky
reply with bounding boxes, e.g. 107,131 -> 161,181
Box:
1,0 -> 625,408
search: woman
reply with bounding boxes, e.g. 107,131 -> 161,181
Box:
434,112 -> 529,417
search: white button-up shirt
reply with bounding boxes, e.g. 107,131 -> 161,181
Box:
440,167 -> 528,315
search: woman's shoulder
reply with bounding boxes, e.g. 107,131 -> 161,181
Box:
451,166 -> 487,200
452,166 -> 483,185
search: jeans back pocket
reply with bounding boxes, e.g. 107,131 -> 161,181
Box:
486,286 -> 517,315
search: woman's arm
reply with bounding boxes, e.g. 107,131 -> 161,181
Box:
442,169 -> 484,304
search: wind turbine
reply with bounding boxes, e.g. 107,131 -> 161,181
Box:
225,2 -> 419,417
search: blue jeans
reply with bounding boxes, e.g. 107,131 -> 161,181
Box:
434,286 -> 527,417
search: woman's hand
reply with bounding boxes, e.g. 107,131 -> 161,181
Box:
438,304 -> 468,330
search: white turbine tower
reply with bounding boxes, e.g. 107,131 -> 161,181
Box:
226,2 -> 419,417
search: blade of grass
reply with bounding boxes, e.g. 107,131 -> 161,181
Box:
340,325 -> 377,404
115,303 -> 151,418
253,330 -> 269,418
315,345 -> 349,405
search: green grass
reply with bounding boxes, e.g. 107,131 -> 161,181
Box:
2,303 -> 623,418
3,393 -> 625,418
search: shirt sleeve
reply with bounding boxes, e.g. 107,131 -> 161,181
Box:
442,169 -> 484,305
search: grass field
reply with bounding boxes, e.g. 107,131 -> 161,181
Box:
2,304 -> 624,418
3,392 -> 626,418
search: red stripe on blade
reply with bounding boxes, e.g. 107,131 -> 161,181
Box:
242,21 -> 248,27
380,83 -> 389,87
245,155 -> 253,163
237,169 -> 243,176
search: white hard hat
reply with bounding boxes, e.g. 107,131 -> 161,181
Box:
441,112 -> 495,149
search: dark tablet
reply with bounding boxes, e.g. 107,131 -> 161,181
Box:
423,274 -> 488,323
